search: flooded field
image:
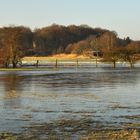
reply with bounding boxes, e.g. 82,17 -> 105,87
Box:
0,66 -> 140,139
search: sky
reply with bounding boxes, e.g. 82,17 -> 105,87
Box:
0,0 -> 140,40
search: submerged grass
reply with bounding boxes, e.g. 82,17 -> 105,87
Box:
0,118 -> 140,139
0,129 -> 139,140
81,129 -> 139,140
12,118 -> 139,140
0,132 -> 17,140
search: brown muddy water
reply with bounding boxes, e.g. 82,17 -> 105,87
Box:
0,66 -> 140,139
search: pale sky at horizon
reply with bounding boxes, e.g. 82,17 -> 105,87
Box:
0,0 -> 140,40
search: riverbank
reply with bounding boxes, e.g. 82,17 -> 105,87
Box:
0,67 -> 59,71
1,54 -> 140,69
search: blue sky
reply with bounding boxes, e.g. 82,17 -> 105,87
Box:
0,0 -> 140,40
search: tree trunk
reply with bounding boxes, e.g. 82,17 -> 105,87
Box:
3,59 -> 10,68
113,60 -> 116,68
4,62 -> 9,68
96,58 -> 98,68
129,61 -> 134,68
12,61 -> 17,68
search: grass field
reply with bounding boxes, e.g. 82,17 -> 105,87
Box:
22,54 -> 91,61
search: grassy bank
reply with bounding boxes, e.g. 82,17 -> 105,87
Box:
0,54 -> 99,71
0,129 -> 139,140
22,54 -> 91,61
0,67 -> 58,71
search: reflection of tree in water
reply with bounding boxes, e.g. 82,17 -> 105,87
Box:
3,74 -> 24,108
1,69 -> 140,107
43,69 -> 140,89
97,69 -> 140,86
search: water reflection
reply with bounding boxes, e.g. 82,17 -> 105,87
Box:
1,74 -> 24,109
24,69 -> 139,90
0,67 -> 140,132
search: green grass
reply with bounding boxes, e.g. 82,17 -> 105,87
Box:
23,58 -> 98,62
0,67 -> 59,71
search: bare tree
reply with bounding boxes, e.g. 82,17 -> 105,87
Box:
103,47 -> 120,68
0,26 -> 33,68
120,42 -> 140,68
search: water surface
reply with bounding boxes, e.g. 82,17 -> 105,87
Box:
0,66 -> 140,133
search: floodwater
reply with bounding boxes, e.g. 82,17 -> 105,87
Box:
0,66 -> 140,134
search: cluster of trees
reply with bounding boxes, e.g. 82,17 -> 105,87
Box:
33,24 -> 107,55
67,31 -> 140,68
0,24 -> 108,67
103,41 -> 140,68
0,26 -> 33,68
0,24 -> 140,68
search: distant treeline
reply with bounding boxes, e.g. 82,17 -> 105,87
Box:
0,24 -> 140,68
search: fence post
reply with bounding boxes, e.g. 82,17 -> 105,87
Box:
36,60 -> 39,68
76,59 -> 79,67
95,58 -> 98,68
55,59 -> 58,68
